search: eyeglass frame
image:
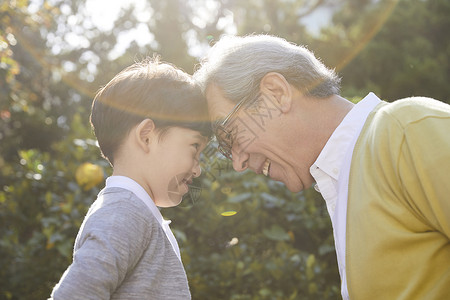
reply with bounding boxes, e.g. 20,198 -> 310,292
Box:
213,92 -> 261,160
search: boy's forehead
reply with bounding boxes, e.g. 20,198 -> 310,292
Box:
174,128 -> 209,142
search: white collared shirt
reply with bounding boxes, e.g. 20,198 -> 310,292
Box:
105,176 -> 182,262
310,93 -> 382,300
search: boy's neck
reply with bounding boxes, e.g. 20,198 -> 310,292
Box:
111,167 -> 154,201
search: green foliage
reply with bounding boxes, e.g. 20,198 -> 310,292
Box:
329,0 -> 450,102
0,112 -> 108,299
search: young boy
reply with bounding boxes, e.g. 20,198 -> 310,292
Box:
50,58 -> 212,299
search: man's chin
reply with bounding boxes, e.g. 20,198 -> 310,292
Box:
287,185 -> 303,193
282,180 -> 303,193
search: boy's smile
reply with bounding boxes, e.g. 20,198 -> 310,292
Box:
145,126 -> 207,207
168,173 -> 194,199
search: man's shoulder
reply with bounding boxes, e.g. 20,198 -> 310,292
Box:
380,96 -> 450,121
367,96 -> 450,131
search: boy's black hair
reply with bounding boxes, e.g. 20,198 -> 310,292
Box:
90,57 -> 212,165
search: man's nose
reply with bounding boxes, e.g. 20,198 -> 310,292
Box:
231,148 -> 249,172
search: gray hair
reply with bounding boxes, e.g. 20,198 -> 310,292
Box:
194,34 -> 341,104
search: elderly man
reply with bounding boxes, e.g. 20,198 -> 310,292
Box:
194,34 -> 450,299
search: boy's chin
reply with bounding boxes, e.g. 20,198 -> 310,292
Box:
157,191 -> 183,208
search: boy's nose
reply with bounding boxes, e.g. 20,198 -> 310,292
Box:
192,163 -> 201,178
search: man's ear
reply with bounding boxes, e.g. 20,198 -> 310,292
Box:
260,72 -> 292,113
135,118 -> 156,152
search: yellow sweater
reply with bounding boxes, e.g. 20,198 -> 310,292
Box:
346,97 -> 450,299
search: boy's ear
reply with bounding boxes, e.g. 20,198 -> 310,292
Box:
135,118 -> 156,152
260,72 -> 292,113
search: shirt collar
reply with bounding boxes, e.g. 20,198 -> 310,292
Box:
105,175 -> 164,226
311,93 -> 382,179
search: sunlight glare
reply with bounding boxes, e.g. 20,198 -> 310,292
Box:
221,211 -> 237,217
85,0 -> 123,31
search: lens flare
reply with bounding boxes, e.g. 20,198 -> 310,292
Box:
335,0 -> 400,72
221,210 -> 237,217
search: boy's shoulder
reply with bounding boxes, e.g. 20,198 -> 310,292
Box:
75,187 -> 163,248
99,186 -> 145,204
87,187 -> 157,226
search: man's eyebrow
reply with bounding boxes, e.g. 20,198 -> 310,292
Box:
212,119 -> 224,131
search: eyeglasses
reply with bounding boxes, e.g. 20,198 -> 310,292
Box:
213,93 -> 260,160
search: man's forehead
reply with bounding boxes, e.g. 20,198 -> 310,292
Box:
205,84 -> 235,122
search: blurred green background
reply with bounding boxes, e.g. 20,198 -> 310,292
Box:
1,0 -> 449,299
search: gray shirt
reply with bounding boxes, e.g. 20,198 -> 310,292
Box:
50,187 -> 191,299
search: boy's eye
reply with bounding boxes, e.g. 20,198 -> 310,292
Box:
192,143 -> 200,150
